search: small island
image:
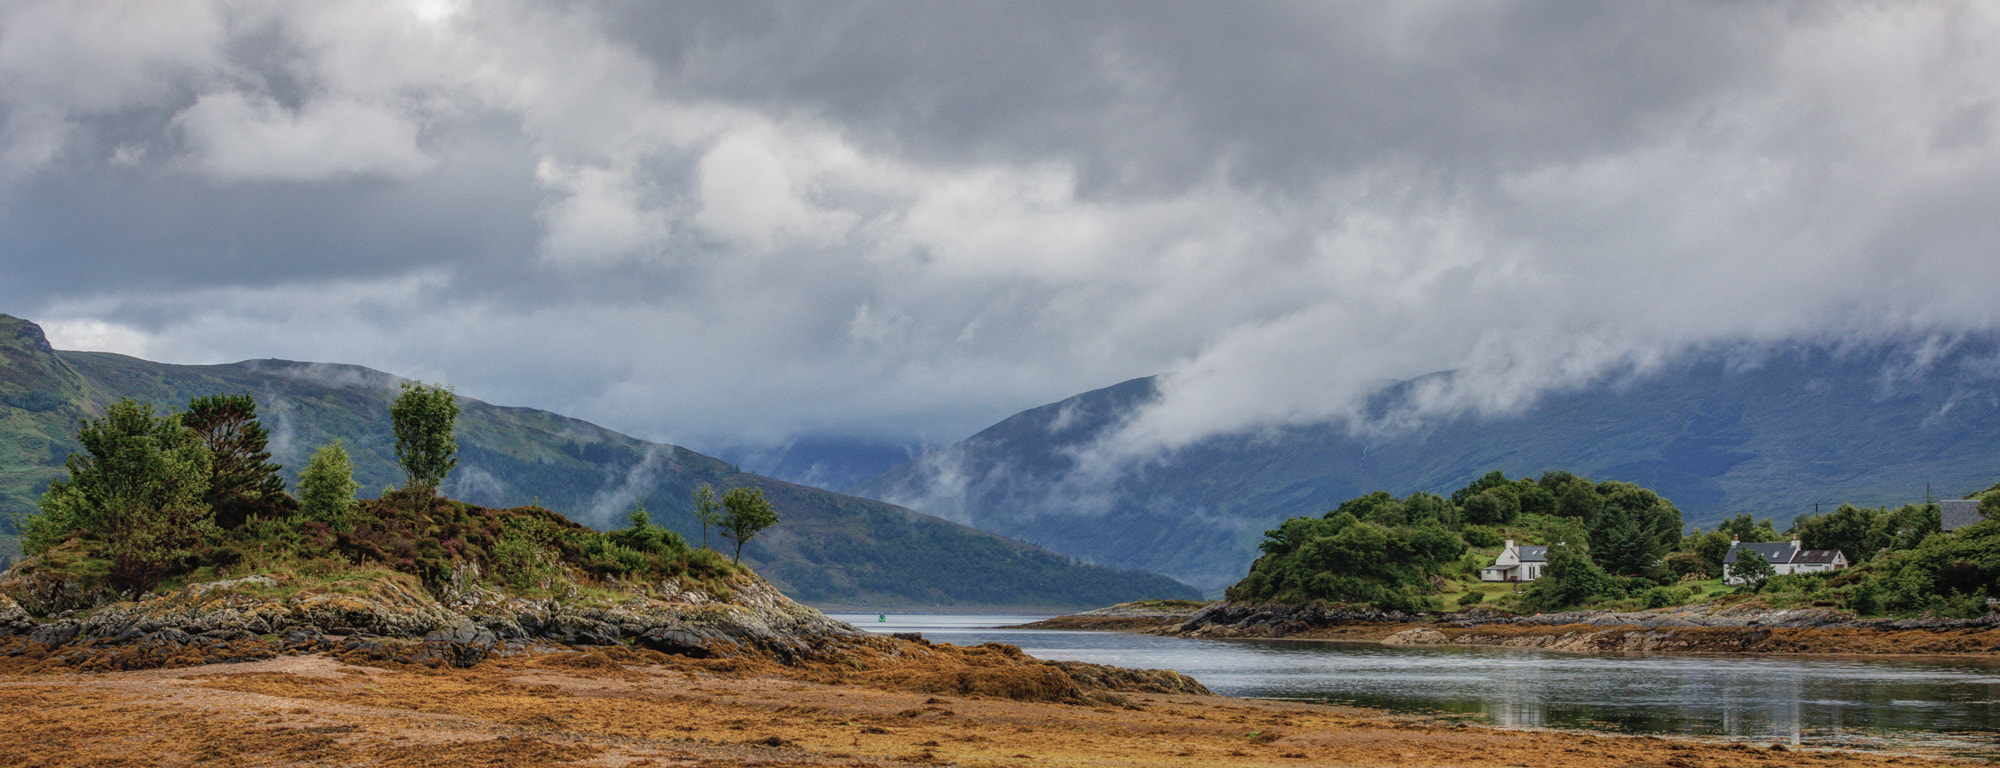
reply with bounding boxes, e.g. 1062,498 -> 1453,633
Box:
1031,472 -> 2000,656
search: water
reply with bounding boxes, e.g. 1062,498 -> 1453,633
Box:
827,612 -> 2000,756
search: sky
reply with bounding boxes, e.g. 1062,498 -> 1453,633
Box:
4,1 -> 1999,474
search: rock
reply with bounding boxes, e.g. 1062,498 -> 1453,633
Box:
419,626 -> 499,668
1382,627 -> 1449,646
639,627 -> 715,657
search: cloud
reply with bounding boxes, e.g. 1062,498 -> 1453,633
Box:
3,0 -> 1999,477
172,92 -> 435,182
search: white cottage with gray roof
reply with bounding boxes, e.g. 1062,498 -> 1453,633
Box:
1722,539 -> 1848,584
1480,540 -> 1548,582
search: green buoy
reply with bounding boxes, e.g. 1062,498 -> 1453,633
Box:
878,613 -> 886,622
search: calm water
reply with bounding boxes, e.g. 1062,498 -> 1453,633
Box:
827,612 -> 2000,756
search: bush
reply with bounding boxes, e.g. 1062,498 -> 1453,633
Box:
1461,525 -> 1502,548
1641,586 -> 1688,609
1457,590 -> 1486,607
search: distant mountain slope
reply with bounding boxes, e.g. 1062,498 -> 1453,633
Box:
0,314 -> 1196,608
856,340 -> 2000,593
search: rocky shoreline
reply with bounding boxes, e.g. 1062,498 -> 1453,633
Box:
1038,600 -> 2000,655
0,569 -> 1210,702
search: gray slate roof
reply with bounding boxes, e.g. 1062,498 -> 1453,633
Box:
1517,545 -> 1548,563
1723,541 -> 1797,565
1723,540 -> 1843,565
1941,499 -> 1984,532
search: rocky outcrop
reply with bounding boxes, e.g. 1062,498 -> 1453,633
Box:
1009,601 -> 1209,631
1170,601 -> 1424,639
0,569 -> 868,671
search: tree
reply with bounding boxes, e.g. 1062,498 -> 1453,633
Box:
1685,530 -> 1733,577
1462,487 -> 1520,525
1588,481 -> 1682,574
184,394 -> 293,528
391,381 -> 458,498
1553,479 -> 1603,519
1717,513 -> 1780,542
719,486 -> 779,563
691,483 -> 723,550
1728,547 -> 1776,591
298,440 -> 359,530
28,399 -> 214,589
1524,542 -> 1617,609
1451,471 -> 1513,507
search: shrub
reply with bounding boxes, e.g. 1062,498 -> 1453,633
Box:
1461,525 -> 1502,548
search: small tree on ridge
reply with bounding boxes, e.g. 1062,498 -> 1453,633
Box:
719,486 -> 778,563
391,381 -> 458,499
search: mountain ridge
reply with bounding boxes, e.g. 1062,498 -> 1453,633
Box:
857,337 -> 2000,593
0,314 -> 1197,608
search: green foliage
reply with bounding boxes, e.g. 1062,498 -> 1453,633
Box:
184,393 -> 294,527
1728,547 -> 1776,591
1460,525 -> 1502,548
720,486 -> 779,563
1552,477 -> 1603,519
1230,509 -> 1465,612
608,504 -> 689,560
491,513 -> 567,591
298,440 -> 360,531
29,398 -> 216,590
1641,585 -> 1689,609
1450,471 -> 1513,507
691,483 -> 722,550
1682,530 -> 1733,577
1456,590 -> 1486,607
1660,551 -> 1710,579
1524,542 -> 1618,609
1462,487 -> 1519,525
390,381 -> 458,498
1229,471 -> 1686,612
1792,502 -> 1938,565
1588,481 -> 1682,575
1717,513 -> 1781,542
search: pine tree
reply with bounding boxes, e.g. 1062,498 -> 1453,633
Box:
184,394 -> 294,527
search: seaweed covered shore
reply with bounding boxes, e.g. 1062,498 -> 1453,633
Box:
1024,599 -> 2000,656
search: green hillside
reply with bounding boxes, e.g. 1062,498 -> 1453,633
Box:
859,342 -> 2000,593
0,314 -> 1196,608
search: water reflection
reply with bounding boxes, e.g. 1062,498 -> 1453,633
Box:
828,613 -> 2000,756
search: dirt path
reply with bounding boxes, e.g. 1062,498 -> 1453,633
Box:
0,650 -> 1978,767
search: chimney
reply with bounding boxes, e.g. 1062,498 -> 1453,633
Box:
1732,534 -> 1739,543
1504,539 -> 1513,549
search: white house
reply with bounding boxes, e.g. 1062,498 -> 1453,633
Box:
1480,540 -> 1548,582
1722,539 -> 1848,584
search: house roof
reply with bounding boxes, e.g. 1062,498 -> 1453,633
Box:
1941,499 -> 1984,532
1517,545 -> 1548,563
1724,541 -> 1796,565
1792,548 -> 1844,564
1724,540 -> 1842,565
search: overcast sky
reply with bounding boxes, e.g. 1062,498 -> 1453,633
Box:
4,1 -> 1998,463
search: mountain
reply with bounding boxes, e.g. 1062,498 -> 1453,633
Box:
708,435 -> 925,496
0,314 -> 1197,608
856,339 -> 2000,593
